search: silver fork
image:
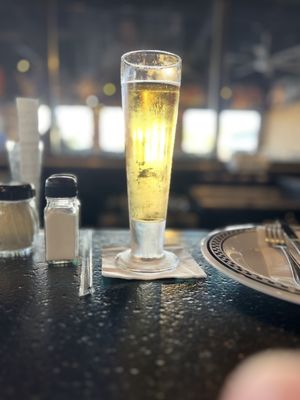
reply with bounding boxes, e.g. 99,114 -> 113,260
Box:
265,223 -> 300,286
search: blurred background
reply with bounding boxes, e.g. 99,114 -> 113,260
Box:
0,0 -> 300,229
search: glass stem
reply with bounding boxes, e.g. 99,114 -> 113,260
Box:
130,219 -> 165,259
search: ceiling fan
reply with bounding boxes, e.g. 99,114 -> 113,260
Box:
226,31 -> 300,78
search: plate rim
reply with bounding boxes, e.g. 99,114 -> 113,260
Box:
201,224 -> 300,305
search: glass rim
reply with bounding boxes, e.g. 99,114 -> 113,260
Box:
121,50 -> 181,69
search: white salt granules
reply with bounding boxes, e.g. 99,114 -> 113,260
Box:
44,209 -> 79,262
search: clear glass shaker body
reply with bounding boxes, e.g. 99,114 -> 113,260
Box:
44,197 -> 80,264
0,197 -> 38,257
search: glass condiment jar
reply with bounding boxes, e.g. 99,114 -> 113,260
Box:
0,183 -> 38,257
44,174 -> 80,265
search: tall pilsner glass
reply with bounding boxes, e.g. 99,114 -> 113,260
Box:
116,50 -> 181,273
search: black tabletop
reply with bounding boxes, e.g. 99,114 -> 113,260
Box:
0,230 -> 299,400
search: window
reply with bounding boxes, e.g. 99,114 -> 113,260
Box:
38,105 -> 51,135
182,108 -> 261,161
0,113 -> 5,151
182,109 -> 216,156
217,110 -> 261,162
99,107 -> 125,153
55,106 -> 94,151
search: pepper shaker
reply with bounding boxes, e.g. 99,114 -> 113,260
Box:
44,174 -> 80,264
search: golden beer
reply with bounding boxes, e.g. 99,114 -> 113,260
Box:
117,50 -> 181,272
122,80 -> 180,222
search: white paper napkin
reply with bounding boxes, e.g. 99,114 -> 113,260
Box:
101,246 -> 207,281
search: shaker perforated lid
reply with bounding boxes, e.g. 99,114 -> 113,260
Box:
45,174 -> 78,198
0,182 -> 35,201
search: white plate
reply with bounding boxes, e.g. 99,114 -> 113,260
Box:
201,224 -> 300,305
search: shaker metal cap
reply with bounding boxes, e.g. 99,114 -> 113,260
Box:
45,174 -> 78,198
0,182 -> 35,201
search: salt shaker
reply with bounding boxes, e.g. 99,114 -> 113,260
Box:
44,174 -> 80,264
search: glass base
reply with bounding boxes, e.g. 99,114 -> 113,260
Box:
115,248 -> 179,273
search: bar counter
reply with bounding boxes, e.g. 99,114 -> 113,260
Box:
0,229 -> 299,400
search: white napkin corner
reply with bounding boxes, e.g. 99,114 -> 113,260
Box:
101,246 -> 207,281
